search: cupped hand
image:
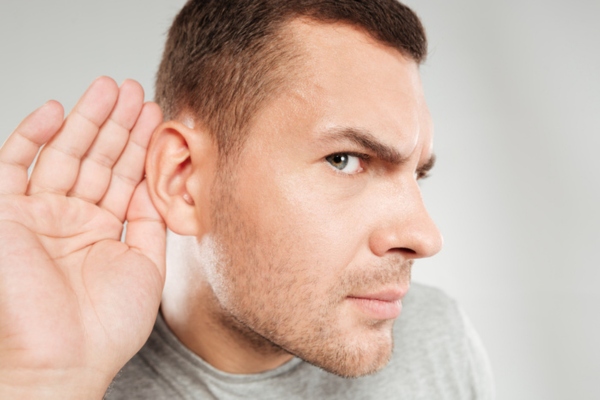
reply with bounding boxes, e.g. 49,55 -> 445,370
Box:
0,77 -> 166,398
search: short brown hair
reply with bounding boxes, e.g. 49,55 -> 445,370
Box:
156,0 -> 427,156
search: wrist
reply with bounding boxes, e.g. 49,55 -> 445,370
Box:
0,368 -> 113,400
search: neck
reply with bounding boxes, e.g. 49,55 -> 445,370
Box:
161,235 -> 294,374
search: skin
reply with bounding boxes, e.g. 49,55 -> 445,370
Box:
152,20 -> 442,377
0,78 -> 165,398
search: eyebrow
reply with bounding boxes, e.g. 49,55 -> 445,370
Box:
319,127 -> 436,177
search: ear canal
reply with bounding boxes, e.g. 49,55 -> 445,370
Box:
183,192 -> 195,205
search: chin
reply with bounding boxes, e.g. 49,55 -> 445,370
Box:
291,326 -> 395,378
313,344 -> 393,378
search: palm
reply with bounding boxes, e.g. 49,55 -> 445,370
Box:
0,78 -> 166,390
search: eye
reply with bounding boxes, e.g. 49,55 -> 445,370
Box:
416,171 -> 430,181
325,153 -> 363,174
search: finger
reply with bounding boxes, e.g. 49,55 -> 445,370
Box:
99,102 -> 162,221
68,80 -> 145,203
125,180 -> 167,280
27,76 -> 119,195
0,101 -> 64,195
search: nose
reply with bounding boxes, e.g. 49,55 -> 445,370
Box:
368,180 -> 443,259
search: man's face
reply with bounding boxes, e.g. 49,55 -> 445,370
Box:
198,21 -> 442,377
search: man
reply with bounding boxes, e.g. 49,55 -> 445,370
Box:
0,0 -> 494,398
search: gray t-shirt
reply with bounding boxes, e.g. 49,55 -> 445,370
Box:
105,283 -> 494,399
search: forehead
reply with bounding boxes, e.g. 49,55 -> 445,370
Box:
246,19 -> 433,161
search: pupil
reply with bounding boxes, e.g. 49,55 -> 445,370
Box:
333,154 -> 348,169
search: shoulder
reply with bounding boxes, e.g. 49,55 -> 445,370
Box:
403,281 -> 458,311
104,353 -> 178,400
104,317 -> 192,400
398,282 -> 463,333
386,282 -> 495,399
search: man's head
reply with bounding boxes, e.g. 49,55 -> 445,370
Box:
147,0 -> 442,378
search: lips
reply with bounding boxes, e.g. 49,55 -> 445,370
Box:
350,288 -> 406,302
346,287 -> 408,320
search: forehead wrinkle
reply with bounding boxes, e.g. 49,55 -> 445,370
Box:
318,126 -> 409,165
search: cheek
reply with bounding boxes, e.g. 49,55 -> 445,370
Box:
237,167 -> 366,283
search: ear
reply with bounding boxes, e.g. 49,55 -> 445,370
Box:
146,119 -> 217,236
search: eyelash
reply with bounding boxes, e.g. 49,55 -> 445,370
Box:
416,171 -> 430,180
340,152 -> 370,161
325,152 -> 370,175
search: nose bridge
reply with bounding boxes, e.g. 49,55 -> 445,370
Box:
369,176 -> 443,259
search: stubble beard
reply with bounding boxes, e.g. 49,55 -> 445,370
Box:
206,168 -> 412,378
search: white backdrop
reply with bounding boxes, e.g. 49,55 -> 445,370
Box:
1,1 -> 598,399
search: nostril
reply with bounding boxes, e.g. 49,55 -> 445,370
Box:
398,247 -> 417,255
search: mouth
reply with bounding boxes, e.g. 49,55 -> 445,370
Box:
346,287 -> 408,320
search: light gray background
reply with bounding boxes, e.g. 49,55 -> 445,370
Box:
1,1 -> 598,399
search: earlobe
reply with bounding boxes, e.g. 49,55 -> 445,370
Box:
146,120 -> 215,236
